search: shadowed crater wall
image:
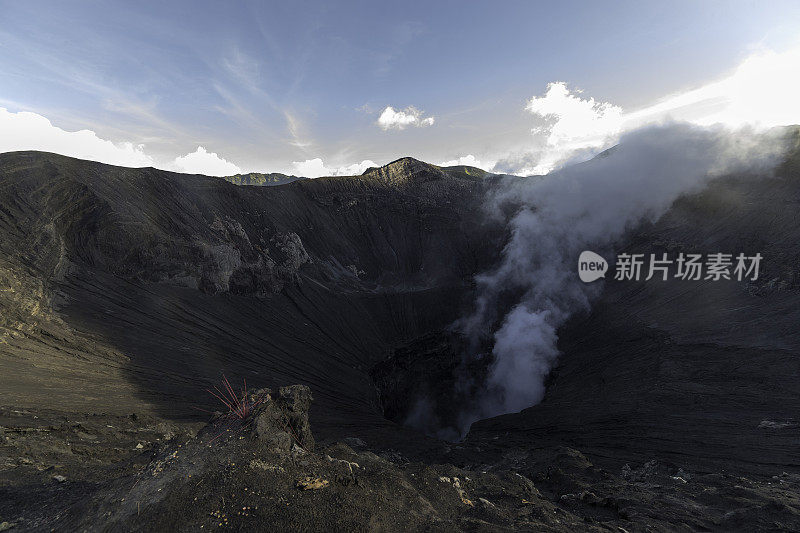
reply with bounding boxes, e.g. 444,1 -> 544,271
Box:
0,152 -> 502,444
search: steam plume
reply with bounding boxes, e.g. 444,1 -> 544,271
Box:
453,122 -> 789,434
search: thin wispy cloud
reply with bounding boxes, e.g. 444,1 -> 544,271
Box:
210,82 -> 279,142
284,110 -> 313,149
221,47 -> 263,95
0,25 -> 190,145
373,21 -> 425,76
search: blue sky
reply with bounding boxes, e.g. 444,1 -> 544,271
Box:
2,0 -> 800,176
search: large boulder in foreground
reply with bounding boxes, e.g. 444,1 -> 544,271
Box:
250,385 -> 315,453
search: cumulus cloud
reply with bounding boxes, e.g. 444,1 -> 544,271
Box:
291,158 -> 378,178
437,154 -> 495,170
519,82 -> 623,174
377,106 -> 435,130
0,107 -> 246,177
172,146 -> 241,176
506,44 -> 800,176
335,159 -> 379,175
527,82 -> 623,148
291,158 -> 328,178
0,107 -> 155,167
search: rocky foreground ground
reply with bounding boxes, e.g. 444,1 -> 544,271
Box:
2,386 -> 800,531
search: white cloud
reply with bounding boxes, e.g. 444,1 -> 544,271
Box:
0,104 -> 370,179
0,107 -> 155,167
172,146 -> 241,176
291,158 -> 328,178
377,106 -> 435,130
511,44 -> 800,176
291,158 -> 378,178
624,44 -> 800,129
526,82 -> 623,148
0,107 -> 246,177
520,82 -> 623,174
437,154 -> 494,170
335,159 -> 379,175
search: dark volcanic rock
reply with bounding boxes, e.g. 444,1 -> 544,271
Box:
251,385 -> 315,452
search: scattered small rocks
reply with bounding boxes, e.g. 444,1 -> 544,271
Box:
341,437 -> 366,449
758,419 -> 797,430
450,477 -> 474,507
671,468 -> 691,483
621,460 -> 658,482
296,477 -> 329,490
291,443 -> 306,456
209,510 -> 228,527
477,498 -> 495,509
378,450 -> 407,464
248,459 -> 285,474
325,454 -> 359,475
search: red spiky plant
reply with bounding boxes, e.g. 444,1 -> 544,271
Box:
207,374 -> 263,420
195,374 -> 267,443
197,374 -> 304,448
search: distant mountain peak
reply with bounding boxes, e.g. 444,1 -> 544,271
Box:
359,156 -> 494,184
358,157 -> 446,185
223,172 -> 305,186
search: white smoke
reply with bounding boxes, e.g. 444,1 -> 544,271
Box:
455,122 -> 790,431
